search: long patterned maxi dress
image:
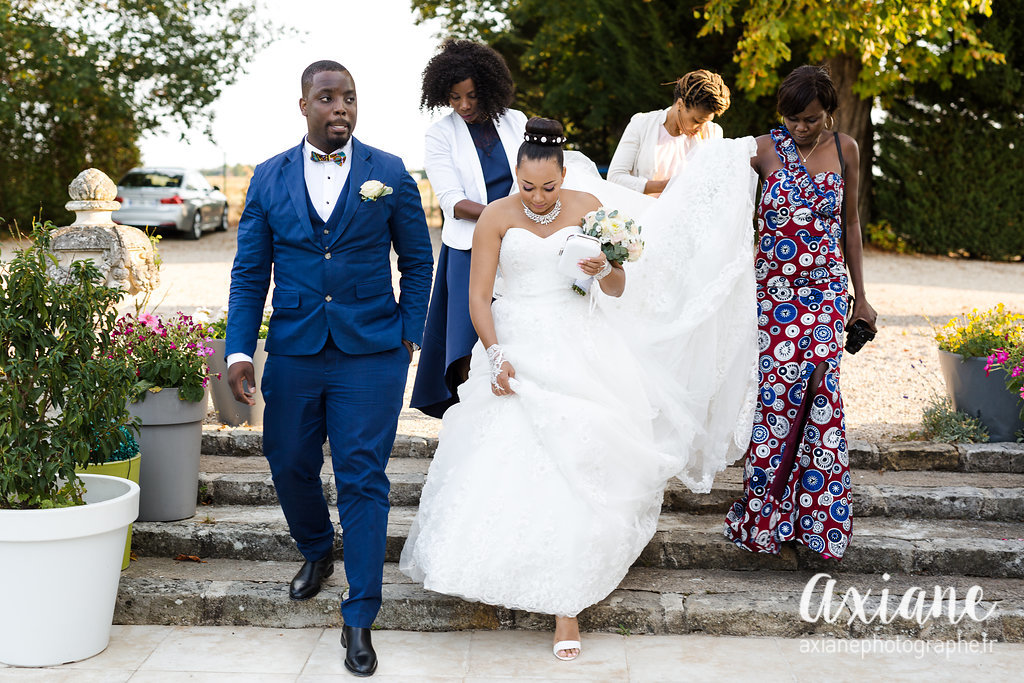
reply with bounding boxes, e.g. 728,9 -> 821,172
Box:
724,127 -> 852,560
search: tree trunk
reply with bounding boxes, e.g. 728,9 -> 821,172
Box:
827,54 -> 873,229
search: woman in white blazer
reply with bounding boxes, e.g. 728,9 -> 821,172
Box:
608,70 -> 731,197
411,39 -> 528,418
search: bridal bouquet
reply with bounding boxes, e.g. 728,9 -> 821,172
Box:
581,207 -> 644,265
570,207 -> 644,295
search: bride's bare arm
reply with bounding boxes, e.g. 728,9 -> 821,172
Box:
468,209 -> 502,348
469,207 -> 517,395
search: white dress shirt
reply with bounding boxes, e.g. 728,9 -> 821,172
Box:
227,136 -> 352,369
304,137 -> 353,222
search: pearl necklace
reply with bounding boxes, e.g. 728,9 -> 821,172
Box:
522,198 -> 561,225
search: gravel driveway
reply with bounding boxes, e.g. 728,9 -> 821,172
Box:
6,226 -> 1023,442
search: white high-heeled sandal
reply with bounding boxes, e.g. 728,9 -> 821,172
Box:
553,640 -> 582,661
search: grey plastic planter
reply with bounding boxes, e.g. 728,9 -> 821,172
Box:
128,387 -> 207,521
938,349 -> 1024,442
207,338 -> 266,426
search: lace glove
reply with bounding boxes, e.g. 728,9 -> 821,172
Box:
594,260 -> 613,280
486,344 -> 507,389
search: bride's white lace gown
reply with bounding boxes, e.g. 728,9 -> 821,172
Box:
400,138 -> 759,616
400,224 -> 680,616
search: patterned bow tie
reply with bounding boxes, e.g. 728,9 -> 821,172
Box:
310,150 -> 346,166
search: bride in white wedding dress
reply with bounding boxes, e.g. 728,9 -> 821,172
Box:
400,117 -> 759,660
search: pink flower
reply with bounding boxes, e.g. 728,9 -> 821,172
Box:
996,350 -> 1010,364
169,343 -> 177,350
138,312 -> 159,329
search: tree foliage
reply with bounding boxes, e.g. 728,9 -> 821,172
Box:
0,0 -> 274,231
699,0 -> 1004,99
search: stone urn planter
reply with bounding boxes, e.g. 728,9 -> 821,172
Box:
938,349 -> 1024,442
207,338 -> 267,426
0,474 -> 140,667
128,388 -> 207,521
76,453 -> 141,570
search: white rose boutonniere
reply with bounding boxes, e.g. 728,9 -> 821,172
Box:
359,180 -> 393,202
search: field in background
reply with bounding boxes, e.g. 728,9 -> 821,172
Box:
204,173 -> 441,230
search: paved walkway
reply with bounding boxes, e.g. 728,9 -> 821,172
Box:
3,626 -> 1022,681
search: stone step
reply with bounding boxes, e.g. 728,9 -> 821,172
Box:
114,558 -> 1024,641
131,505 -> 1024,579
198,456 -> 1024,522
201,427 -> 1024,474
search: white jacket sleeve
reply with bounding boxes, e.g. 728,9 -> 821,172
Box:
607,113 -> 649,194
423,123 -> 467,218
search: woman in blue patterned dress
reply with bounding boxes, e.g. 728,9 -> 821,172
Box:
725,66 -> 877,560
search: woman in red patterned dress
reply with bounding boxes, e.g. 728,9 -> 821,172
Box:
725,66 -> 877,560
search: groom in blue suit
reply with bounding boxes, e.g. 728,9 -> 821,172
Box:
226,60 -> 433,677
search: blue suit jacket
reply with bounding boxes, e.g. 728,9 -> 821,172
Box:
226,138 -> 434,358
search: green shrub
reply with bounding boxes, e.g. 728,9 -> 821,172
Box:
874,4 -> 1024,261
874,103 -> 1024,260
0,222 -> 136,508
921,397 -> 989,444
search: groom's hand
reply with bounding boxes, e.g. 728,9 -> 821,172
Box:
228,361 -> 256,406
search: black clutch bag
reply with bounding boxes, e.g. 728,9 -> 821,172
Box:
844,296 -> 875,354
845,319 -> 875,354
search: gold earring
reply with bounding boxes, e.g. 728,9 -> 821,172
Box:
826,114 -> 835,129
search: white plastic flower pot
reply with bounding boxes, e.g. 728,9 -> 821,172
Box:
0,474 -> 140,667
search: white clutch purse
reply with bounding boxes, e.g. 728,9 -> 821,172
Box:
557,233 -> 601,279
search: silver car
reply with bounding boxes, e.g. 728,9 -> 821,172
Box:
112,167 -> 228,240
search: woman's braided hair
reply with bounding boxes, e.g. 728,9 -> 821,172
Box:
672,70 -> 731,115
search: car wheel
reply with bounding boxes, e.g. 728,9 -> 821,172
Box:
187,210 -> 203,240
216,204 -> 228,231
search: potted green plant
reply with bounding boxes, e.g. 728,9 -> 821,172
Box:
935,304 -> 1024,441
109,310 -> 214,521
75,426 -> 141,570
0,223 -> 140,667
200,307 -> 270,426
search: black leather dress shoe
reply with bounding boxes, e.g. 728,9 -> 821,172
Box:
341,625 -> 378,677
288,556 -> 334,601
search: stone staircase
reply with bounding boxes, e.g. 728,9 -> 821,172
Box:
115,430 -> 1024,641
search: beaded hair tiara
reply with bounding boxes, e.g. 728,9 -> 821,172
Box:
523,132 -> 566,146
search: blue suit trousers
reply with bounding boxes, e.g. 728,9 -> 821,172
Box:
261,339 -> 408,627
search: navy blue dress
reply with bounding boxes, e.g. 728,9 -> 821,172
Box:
411,120 -> 513,418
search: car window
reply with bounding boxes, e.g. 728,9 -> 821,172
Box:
120,172 -> 183,188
